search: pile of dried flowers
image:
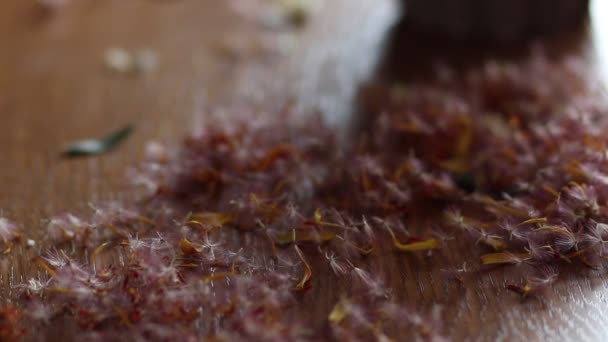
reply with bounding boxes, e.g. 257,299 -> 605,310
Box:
2,50 -> 607,340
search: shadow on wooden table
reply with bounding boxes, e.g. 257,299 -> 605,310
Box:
377,12 -> 591,82
353,14 -> 592,134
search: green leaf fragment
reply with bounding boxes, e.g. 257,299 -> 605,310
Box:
62,124 -> 134,157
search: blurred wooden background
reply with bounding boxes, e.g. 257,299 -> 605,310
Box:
2,0 -> 608,340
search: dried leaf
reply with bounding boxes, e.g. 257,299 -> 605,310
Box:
62,125 -> 134,157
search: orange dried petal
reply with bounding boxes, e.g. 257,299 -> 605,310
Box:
90,242 -> 110,265
179,238 -> 202,256
479,236 -> 506,251
387,228 -> 440,251
294,246 -> 312,290
518,217 -> 547,226
189,212 -> 232,227
480,252 -> 530,265
274,230 -> 336,245
328,299 -> 347,324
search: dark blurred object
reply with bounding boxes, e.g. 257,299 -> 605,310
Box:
403,0 -> 589,42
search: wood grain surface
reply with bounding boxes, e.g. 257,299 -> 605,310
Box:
2,0 -> 608,340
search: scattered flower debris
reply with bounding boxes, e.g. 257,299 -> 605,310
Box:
0,305 -> 25,341
8,49 -> 608,340
133,49 -> 159,74
104,48 -> 159,75
104,48 -> 133,74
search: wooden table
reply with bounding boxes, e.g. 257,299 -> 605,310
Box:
2,0 -> 608,340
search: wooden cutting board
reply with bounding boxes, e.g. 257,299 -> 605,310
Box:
1,0 -> 608,340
